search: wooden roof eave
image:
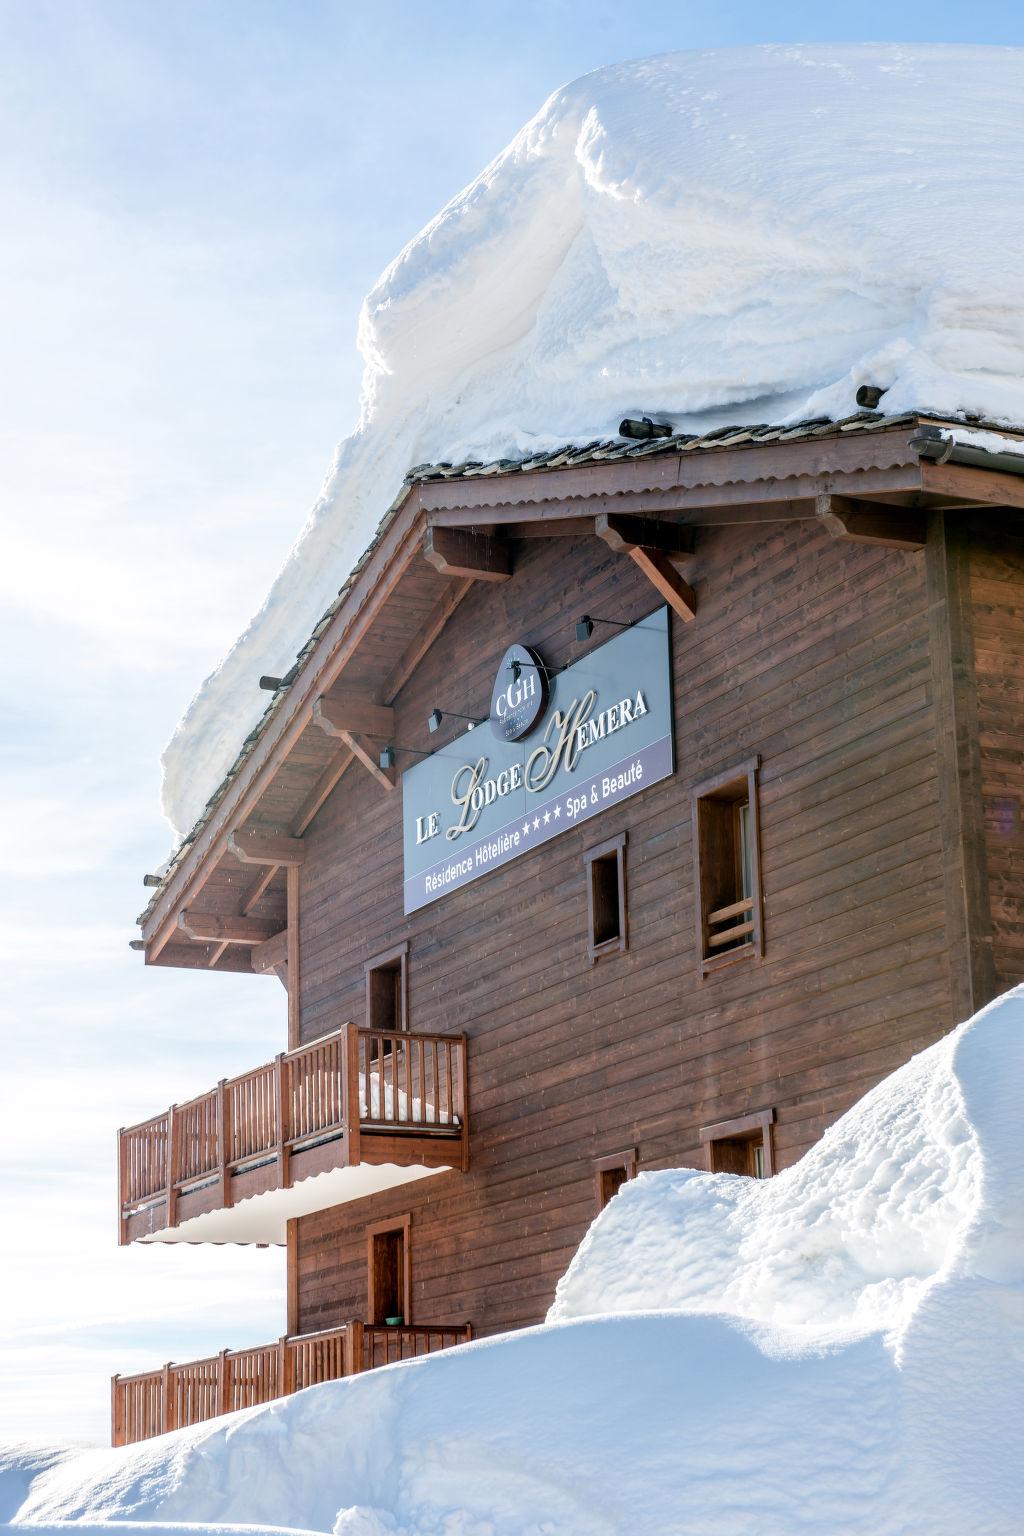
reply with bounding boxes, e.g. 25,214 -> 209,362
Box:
417,422 -> 929,523
139,416 -> 1024,962
140,478 -> 425,957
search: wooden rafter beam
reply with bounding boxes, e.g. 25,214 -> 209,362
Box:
228,829 -> 306,866
499,517 -> 598,539
919,459 -> 1024,510
178,911 -> 282,944
311,690 -> 394,740
815,493 -> 927,550
382,577 -> 474,704
423,525 -> 511,582
595,513 -> 695,559
241,863 -> 281,914
291,747 -> 354,835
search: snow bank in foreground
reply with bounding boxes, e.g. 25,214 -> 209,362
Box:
161,44 -> 1024,836
550,1019 -> 980,1333
7,988 -> 1024,1534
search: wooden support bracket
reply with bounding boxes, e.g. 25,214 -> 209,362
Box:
593,513 -> 696,620
251,928 -> 289,975
344,731 -> 396,790
228,829 -> 306,866
424,525 -> 511,582
310,698 -> 394,791
595,513 -> 695,559
312,690 -> 394,740
815,493 -> 927,550
178,910 -> 282,944
628,546 -> 697,622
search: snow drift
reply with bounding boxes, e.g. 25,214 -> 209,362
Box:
161,43 -> 1024,837
7,987 -> 1024,1534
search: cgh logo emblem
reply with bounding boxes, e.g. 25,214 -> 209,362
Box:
489,644 -> 549,743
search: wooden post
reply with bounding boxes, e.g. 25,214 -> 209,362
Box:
117,1128 -> 128,1246
161,1363 -> 173,1436
217,1348 -> 230,1417
286,1218 -> 299,1336
286,865 -> 301,1050
111,1374 -> 122,1448
275,1053 -> 291,1189
217,1078 -> 232,1209
344,1023 -> 361,1168
277,1334 -> 291,1397
458,1037 -> 470,1174
925,510 -> 997,1019
165,1108 -> 180,1229
345,1319 -> 364,1376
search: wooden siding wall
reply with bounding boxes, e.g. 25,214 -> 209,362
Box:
294,517 -> 955,1338
968,519 -> 1024,992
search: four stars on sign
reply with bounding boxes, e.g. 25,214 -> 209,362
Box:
522,803 -> 562,837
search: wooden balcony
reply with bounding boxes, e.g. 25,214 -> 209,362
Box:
111,1319 -> 473,1446
119,1024 -> 468,1244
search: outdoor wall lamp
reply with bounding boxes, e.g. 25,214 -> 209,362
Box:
378,744 -> 430,770
427,708 -> 485,734
575,615 -> 633,644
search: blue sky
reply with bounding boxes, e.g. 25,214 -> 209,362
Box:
2,0 -> 1024,1445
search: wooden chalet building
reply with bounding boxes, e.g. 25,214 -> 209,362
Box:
115,409 -> 1024,1445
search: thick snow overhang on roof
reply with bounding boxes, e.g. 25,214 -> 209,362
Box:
135,410 -> 1024,972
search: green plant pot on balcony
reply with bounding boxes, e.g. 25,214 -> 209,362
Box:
384,1315 -> 404,1327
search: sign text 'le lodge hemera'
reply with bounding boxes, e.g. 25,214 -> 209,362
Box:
401,607 -> 673,913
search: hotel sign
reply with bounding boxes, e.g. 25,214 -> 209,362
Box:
402,606 -> 673,913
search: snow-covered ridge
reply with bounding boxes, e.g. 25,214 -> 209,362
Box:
161,43 -> 1024,837
7,988 -> 1024,1533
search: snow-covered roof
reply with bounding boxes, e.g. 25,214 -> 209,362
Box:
158,45 -> 1024,842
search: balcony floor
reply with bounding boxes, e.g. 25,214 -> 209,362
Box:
139,1157 -> 449,1244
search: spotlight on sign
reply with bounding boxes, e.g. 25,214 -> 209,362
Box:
576,615 -> 633,644
379,745 -> 396,770
427,708 -> 485,734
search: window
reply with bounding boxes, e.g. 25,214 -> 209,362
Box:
367,1215 -> 411,1325
584,832 -> 627,962
700,1110 -> 775,1178
365,942 -> 408,1033
692,756 -> 763,974
594,1148 -> 638,1211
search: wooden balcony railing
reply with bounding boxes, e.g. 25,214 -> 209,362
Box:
111,1319 -> 473,1446
119,1023 -> 469,1242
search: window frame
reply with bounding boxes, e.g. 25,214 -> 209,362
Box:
366,1213 -> 412,1325
691,755 -> 764,976
699,1109 -> 775,1178
364,940 -> 409,1033
583,831 -> 628,963
594,1147 -> 638,1211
